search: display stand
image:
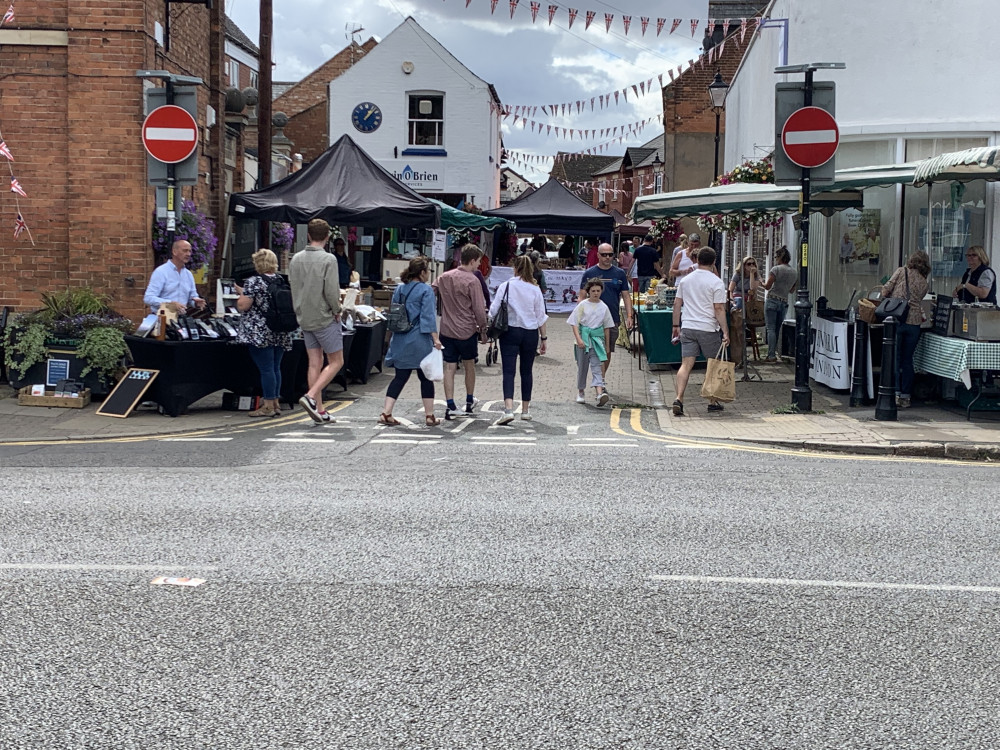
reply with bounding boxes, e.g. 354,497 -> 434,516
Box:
740,320 -> 762,382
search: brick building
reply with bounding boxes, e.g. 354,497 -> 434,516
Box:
272,39 -> 378,166
589,135 -> 664,215
0,0 -> 229,321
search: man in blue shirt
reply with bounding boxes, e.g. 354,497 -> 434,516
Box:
632,234 -> 662,293
579,242 -> 634,378
143,239 -> 206,315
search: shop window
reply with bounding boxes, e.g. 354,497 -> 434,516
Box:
249,70 -> 258,90
408,94 -> 444,146
654,174 -> 663,193
228,59 -> 240,87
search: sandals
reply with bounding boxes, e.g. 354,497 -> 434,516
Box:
378,413 -> 400,426
424,415 -> 441,427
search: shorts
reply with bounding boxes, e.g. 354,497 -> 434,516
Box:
302,321 -> 343,354
680,327 -> 722,360
441,333 -> 478,363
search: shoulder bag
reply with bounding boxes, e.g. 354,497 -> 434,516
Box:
486,283 -> 510,339
875,268 -> 910,322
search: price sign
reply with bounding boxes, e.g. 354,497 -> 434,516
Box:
96,368 -> 160,418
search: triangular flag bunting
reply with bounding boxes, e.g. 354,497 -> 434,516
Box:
639,81 -> 645,95
640,17 -> 649,35
13,212 -> 27,239
1,4 -> 13,26
548,4 -> 557,24
585,10 -> 595,29
604,13 -> 613,32
622,15 -> 631,35
529,1 -> 539,21
0,140 -> 13,161
10,177 -> 26,197
568,7 -> 577,28
670,18 -> 681,34
740,17 -> 748,42
490,0 -> 499,13
509,0 -> 518,19
690,19 -> 699,37
708,19 -> 716,36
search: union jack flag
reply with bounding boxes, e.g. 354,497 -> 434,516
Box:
10,177 -> 26,196
13,212 -> 26,239
0,140 -> 12,161
1,4 -> 13,26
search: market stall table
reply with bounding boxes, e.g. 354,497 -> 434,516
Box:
914,332 -> 1000,418
345,320 -> 386,384
125,336 -> 308,417
638,307 -> 709,367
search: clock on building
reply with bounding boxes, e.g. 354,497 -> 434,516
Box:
351,102 -> 383,133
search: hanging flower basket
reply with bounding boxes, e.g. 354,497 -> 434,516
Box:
151,200 -> 218,268
700,158 -> 782,233
646,218 -> 682,244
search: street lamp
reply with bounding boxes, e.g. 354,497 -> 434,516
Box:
707,72 -> 729,182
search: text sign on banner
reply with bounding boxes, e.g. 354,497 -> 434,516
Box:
781,106 -> 840,169
142,105 -> 198,164
97,368 -> 160,418
810,317 -> 850,390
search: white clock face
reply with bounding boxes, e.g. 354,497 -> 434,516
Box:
351,102 -> 382,133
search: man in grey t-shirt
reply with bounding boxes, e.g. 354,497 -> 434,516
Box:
762,246 -> 798,362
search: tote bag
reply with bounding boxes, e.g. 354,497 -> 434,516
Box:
487,283 -> 510,339
700,344 -> 736,403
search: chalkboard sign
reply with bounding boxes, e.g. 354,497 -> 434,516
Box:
932,295 -> 953,336
96,368 -> 159,418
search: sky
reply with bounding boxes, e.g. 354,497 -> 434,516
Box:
227,0 -> 710,183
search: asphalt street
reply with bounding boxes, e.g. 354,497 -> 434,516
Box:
2,397 -> 1000,748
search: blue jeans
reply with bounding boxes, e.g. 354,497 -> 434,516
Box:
248,345 -> 284,400
499,326 -> 539,401
639,276 -> 654,293
895,322 -> 922,398
764,297 -> 788,359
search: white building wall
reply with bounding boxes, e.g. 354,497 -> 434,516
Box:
726,0 -> 1000,170
327,18 -> 501,209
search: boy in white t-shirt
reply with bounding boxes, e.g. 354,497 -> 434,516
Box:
569,279 -> 615,407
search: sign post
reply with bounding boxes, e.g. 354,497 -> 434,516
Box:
774,62 -> 845,413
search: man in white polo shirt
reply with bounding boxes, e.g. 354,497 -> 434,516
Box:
671,246 -> 729,416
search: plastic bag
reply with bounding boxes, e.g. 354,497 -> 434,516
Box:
420,347 -> 444,382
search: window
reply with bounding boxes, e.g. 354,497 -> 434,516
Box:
408,94 -> 443,146
249,70 -> 258,90
654,174 -> 663,193
228,59 -> 240,87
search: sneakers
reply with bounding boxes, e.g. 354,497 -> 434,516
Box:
707,403 -> 724,412
299,395 -> 323,423
597,391 -> 610,407
248,404 -> 275,418
520,411 -> 532,421
896,396 -> 911,408
317,410 -> 334,423
444,407 -> 457,421
495,410 -> 515,426
464,397 -> 480,415
576,392 -> 586,404
672,399 -> 684,416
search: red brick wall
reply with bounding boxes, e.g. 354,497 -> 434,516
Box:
284,102 -> 328,164
273,39 -> 376,118
0,0 -> 224,322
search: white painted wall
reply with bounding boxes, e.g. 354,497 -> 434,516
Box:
725,0 -> 1000,169
327,18 -> 501,209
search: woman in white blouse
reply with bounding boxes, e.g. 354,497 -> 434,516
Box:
489,255 -> 549,425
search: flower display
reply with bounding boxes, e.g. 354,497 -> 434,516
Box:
271,222 -> 295,255
646,218 -> 682,244
714,158 -> 774,186
151,200 -> 219,268
699,157 -> 781,233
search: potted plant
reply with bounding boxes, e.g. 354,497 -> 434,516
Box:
3,288 -> 133,396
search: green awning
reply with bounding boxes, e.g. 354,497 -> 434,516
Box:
830,163 -> 918,190
631,183 -> 862,222
430,199 -> 515,231
912,146 -> 1000,186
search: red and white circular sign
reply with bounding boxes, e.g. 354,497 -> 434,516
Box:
142,105 -> 198,164
781,106 -> 839,169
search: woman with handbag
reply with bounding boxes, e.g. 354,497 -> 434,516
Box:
762,246 -> 797,362
489,254 -> 548,425
379,256 -> 443,426
880,251 -> 930,408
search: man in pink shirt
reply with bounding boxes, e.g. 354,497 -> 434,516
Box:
433,244 -> 488,420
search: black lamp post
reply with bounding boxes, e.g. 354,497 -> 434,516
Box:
707,72 -> 729,252
708,72 -> 729,183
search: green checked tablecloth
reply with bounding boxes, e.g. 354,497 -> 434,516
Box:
913,332 -> 1000,389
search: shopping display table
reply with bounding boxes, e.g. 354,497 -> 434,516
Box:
913,332 -> 1000,418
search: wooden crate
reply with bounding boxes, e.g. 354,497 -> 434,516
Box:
18,387 -> 92,409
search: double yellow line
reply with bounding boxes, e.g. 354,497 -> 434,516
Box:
610,408 -> 998,467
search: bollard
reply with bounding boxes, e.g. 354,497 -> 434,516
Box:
849,319 -> 870,407
874,316 -> 897,421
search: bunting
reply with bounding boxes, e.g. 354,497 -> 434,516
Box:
0,140 -> 12,161
690,18 -> 699,36
622,15 -> 631,35
670,18 -> 681,34
509,0 -> 518,19
585,10 -> 594,29
10,177 -> 25,197
548,4 -> 557,24
529,1 -> 539,22
13,211 -> 26,239
604,13 -> 612,32
567,7 -> 577,28
640,16 -> 648,35
490,0 -> 499,13
1,4 -> 13,26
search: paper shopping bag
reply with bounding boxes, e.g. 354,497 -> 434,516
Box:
700,345 -> 736,403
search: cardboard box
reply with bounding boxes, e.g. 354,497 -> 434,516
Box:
373,290 -> 393,307
18,387 -> 92,409
221,391 -> 261,411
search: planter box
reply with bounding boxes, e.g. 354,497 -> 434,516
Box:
8,347 -> 112,397
18,387 -> 92,409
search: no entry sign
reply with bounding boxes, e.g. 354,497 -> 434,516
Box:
142,105 -> 198,164
781,106 -> 839,169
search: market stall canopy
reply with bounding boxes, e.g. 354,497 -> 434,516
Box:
228,134 -> 440,228
631,182 -> 862,222
429,199 -> 515,231
830,163 -> 918,190
912,146 -> 1000,186
483,178 -> 615,236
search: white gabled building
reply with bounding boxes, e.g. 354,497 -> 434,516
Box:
724,0 -> 1000,307
327,17 -> 503,210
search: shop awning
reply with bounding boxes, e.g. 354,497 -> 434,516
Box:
912,146 -> 1000,186
631,183 -> 862,222
830,163 -> 918,190
429,199 -> 515,232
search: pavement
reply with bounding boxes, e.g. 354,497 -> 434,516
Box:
3,313 -> 1000,460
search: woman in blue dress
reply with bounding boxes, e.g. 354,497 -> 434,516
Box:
379,256 -> 443,426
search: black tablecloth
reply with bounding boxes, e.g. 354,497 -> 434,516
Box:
345,321 -> 386,384
125,336 -> 308,417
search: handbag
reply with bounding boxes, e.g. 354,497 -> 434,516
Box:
486,283 -> 510,339
700,344 -> 736,403
875,269 -> 910,322
386,286 -> 414,334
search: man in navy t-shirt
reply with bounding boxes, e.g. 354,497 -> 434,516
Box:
632,235 -> 661,293
580,242 -> 634,378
